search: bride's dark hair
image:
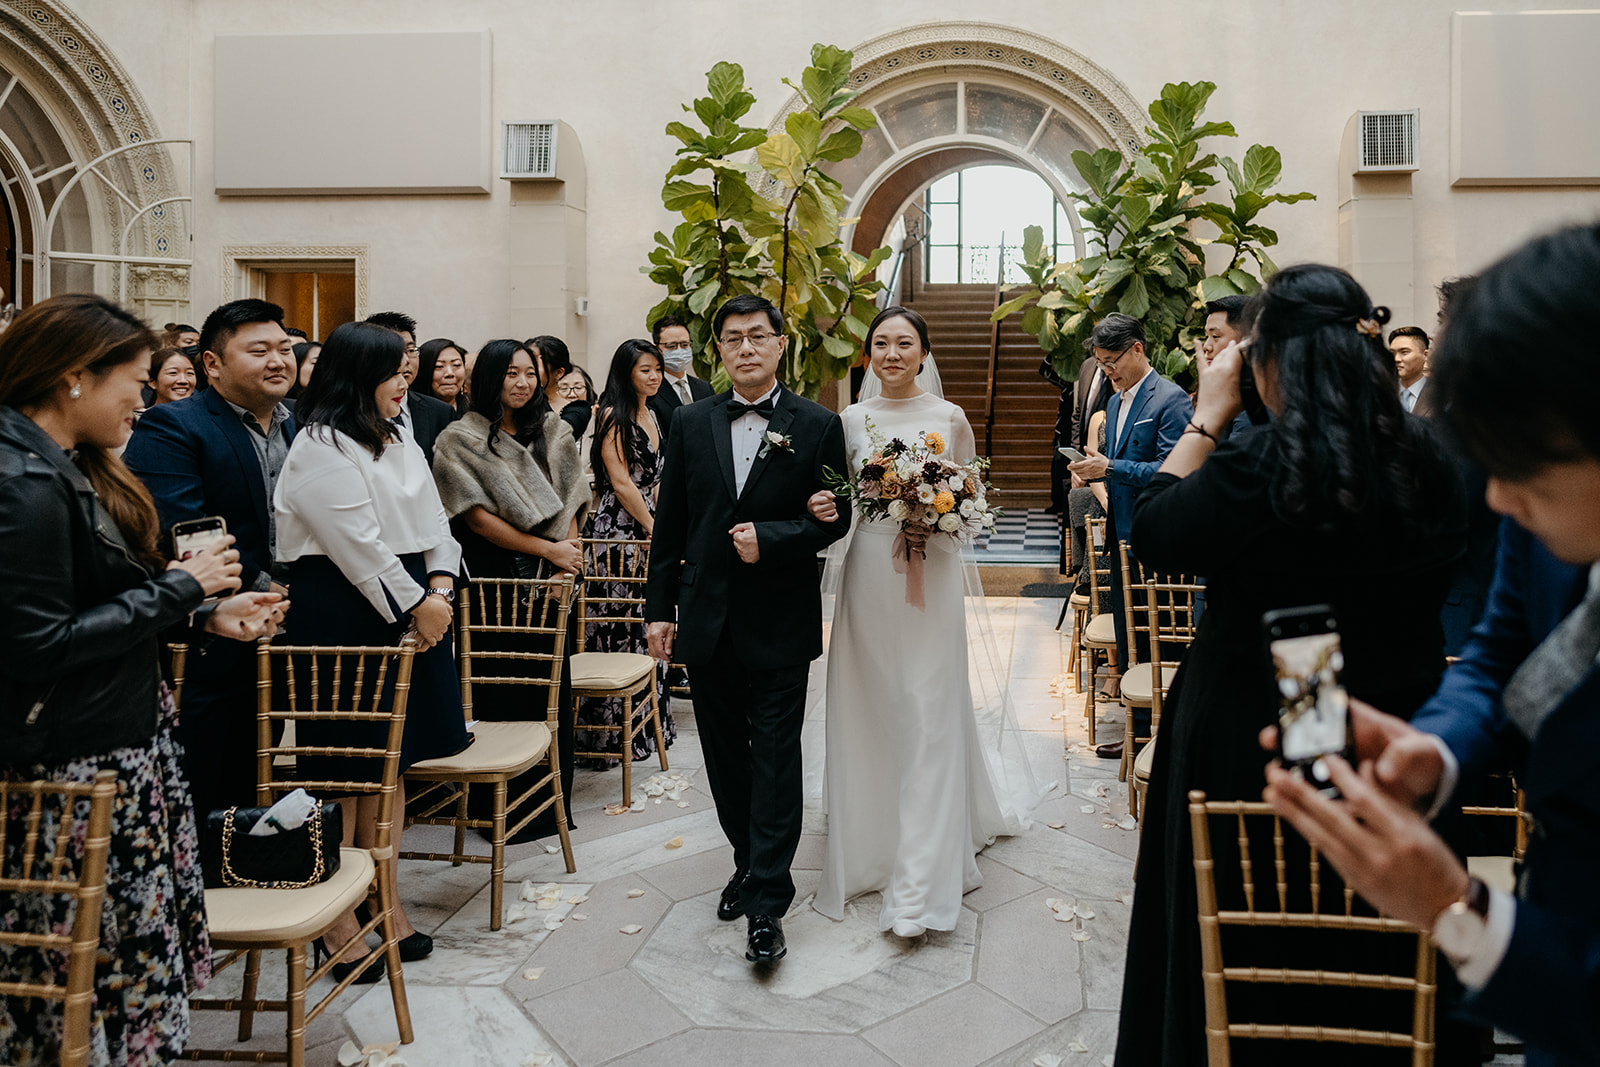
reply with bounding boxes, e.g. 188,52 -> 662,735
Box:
1243,263 -> 1452,533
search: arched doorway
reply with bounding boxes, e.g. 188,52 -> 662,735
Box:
770,23 -> 1147,521
0,2 -> 191,320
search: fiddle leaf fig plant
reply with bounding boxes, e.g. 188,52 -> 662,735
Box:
994,81 -> 1313,387
643,44 -> 891,399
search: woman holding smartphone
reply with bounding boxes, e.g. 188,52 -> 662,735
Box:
274,320 -> 471,979
1113,265 -> 1469,1066
0,294 -> 284,1065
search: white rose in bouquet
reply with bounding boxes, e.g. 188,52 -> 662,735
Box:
888,499 -> 910,522
921,505 -> 939,526
937,512 -> 963,533
916,483 -> 936,503
959,498 -> 977,517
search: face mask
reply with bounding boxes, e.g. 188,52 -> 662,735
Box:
660,346 -> 693,375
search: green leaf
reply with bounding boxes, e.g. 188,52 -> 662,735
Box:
992,292 -> 1037,320
785,111 -> 823,158
1118,274 -> 1151,318
1096,257 -> 1135,292
1240,144 -> 1282,194
693,96 -> 721,128
1220,156 -> 1244,193
837,106 -> 876,130
757,134 -> 806,188
1120,194 -> 1151,234
662,181 -> 715,213
819,332 -> 855,359
1036,290 -> 1071,310
665,121 -> 703,147
687,278 -> 721,315
1072,148 -> 1124,200
1199,275 -> 1240,302
707,62 -> 746,106
817,126 -> 863,162
810,43 -> 854,95
801,66 -> 829,110
1226,268 -> 1260,294
1020,305 -> 1045,335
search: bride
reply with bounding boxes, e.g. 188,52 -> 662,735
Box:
808,305 -> 1035,938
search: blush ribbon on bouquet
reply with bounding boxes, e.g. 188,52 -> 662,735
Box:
891,530 -> 926,612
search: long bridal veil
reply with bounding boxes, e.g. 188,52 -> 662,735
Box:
804,356 -> 1053,829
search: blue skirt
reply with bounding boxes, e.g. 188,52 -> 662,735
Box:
284,553 -> 471,783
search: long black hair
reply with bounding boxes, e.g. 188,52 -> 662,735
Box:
1243,263 -> 1450,533
417,337 -> 469,415
296,321 -> 404,459
592,339 -> 663,475
469,338 -> 550,469
1435,223 -> 1600,478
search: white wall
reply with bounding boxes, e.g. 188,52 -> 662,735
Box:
65,0 -> 1600,366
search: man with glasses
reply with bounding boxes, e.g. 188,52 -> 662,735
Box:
365,310 -> 453,463
648,315 -> 714,442
1068,313 -> 1192,759
645,294 -> 850,964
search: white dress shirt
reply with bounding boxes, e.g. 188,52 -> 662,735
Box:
731,382 -> 780,496
274,423 -> 461,622
1114,367 -> 1156,452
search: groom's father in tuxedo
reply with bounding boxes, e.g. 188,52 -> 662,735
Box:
646,294 -> 850,963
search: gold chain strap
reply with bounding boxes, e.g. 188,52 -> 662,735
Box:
219,806 -> 327,889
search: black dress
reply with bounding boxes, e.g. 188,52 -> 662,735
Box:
1114,425 -> 1466,1067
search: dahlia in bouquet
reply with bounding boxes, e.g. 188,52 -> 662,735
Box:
824,417 -> 1000,609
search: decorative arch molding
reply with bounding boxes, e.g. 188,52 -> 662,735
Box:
0,0 -> 189,314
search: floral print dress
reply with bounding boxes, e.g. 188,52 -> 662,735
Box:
576,418 -> 675,765
0,684 -> 211,1067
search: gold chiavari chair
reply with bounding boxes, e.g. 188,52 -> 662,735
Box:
1189,791 -> 1437,1067
186,640 -> 417,1066
571,536 -> 668,804
1121,557 -> 1203,819
0,770 -> 118,1067
404,576 -> 577,930
1077,516 -> 1118,746
1460,775 -> 1530,895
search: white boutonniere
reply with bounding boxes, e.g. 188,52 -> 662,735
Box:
758,429 -> 793,459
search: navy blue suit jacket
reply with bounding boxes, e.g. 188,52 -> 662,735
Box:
125,387 -> 296,593
1412,520 -> 1592,1064
1101,371 -> 1192,545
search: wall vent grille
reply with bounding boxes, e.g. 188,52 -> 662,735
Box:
1357,110 -> 1419,172
502,121 -> 557,179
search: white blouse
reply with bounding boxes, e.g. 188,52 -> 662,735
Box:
274,423 -> 461,623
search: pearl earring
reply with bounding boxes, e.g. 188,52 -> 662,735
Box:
69,383 -> 82,399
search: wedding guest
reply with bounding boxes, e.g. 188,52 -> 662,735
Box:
1434,277 -> 1496,656
1201,295 -> 1257,440
1265,224 -> 1600,1067
577,339 -> 676,766
553,366 -> 597,479
275,321 -> 471,977
417,337 -> 470,417
647,315 -> 713,441
365,311 -> 453,463
1391,325 -> 1433,416
147,346 -> 198,406
527,335 -> 589,441
432,338 -> 588,840
1066,312 -> 1192,755
1114,264 -> 1467,1067
125,298 -> 298,822
287,340 -> 320,401
162,322 -> 200,349
0,293 -> 284,1066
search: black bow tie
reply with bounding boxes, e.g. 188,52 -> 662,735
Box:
727,396 -> 776,419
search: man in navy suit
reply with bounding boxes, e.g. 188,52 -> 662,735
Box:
1068,313 -> 1192,758
647,315 -> 715,441
1265,224 -> 1600,1066
125,298 -> 297,819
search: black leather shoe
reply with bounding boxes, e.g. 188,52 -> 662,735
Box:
1094,740 -> 1125,760
396,931 -> 433,962
745,914 -> 787,962
717,869 -> 748,922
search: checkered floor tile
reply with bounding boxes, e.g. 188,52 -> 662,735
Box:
973,507 -> 1062,563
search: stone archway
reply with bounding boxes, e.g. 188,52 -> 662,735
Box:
0,0 -> 190,318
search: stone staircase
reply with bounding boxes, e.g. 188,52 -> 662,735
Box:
909,283 -> 1062,513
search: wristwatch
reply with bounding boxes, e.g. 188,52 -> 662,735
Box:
427,587 -> 455,604
1432,875 -> 1491,961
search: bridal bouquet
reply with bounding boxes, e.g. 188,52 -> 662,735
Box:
825,418 -> 999,609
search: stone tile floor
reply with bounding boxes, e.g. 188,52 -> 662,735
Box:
190,593 -> 1525,1066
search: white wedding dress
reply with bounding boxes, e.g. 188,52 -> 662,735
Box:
812,391 -> 1031,933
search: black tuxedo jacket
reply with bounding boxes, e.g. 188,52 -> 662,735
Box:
405,391 -> 455,463
647,374 -> 715,441
645,386 -> 850,669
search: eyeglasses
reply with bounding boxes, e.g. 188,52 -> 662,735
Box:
1094,342 -> 1139,370
718,330 -> 778,350
556,383 -> 587,397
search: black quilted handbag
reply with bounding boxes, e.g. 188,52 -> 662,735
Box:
200,803 -> 343,889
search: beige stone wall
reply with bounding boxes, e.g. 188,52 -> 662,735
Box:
60,0 -> 1600,370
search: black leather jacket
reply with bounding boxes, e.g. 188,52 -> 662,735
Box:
0,406 -> 205,765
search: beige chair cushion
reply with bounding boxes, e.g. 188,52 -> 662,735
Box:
1120,662 -> 1178,705
570,651 -> 655,690
407,721 -> 550,779
1083,613 -> 1116,646
1069,591 -> 1091,609
1467,854 -> 1517,895
205,847 -> 375,945
1133,736 -> 1157,782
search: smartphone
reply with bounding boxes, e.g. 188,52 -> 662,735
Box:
1264,604 -> 1355,798
172,516 -> 228,561
1238,357 -> 1270,426
1057,446 -> 1088,463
